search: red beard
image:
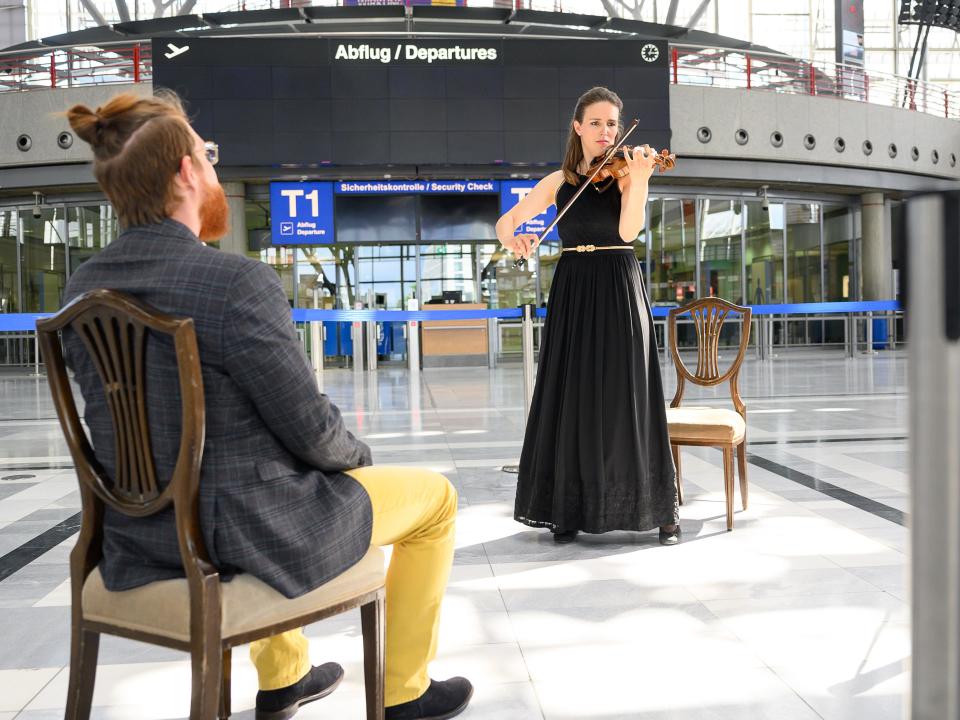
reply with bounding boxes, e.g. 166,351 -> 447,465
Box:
199,180 -> 229,242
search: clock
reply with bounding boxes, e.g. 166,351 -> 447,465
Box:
641,43 -> 660,63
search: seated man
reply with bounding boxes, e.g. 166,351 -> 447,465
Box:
62,91 -> 472,720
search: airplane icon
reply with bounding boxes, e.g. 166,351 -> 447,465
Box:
164,43 -> 190,60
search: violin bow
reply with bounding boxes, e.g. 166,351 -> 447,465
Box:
513,118 -> 640,270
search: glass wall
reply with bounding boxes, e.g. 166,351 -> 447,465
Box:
744,200 -> 785,305
0,209 -> 17,313
479,242 -> 536,310
357,244 -> 417,310
649,198 -> 696,304
19,207 -> 67,313
295,245 -> 356,309
0,193 -> 863,355
420,243 -> 477,305
823,203 -> 855,302
698,198 -> 743,303
67,205 -> 117,273
786,203 -> 822,303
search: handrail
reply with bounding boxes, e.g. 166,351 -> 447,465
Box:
0,18 -> 956,121
0,300 -> 901,332
671,42 -> 960,120
0,42 -> 152,92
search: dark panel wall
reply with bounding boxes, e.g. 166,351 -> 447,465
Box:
153,37 -> 671,167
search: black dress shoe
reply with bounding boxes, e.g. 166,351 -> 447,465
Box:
385,677 -> 474,720
552,529 -> 579,544
659,524 -> 682,546
255,663 -> 344,720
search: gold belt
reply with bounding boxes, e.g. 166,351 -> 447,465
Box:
561,245 -> 634,253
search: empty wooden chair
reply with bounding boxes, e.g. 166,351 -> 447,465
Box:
666,298 -> 752,530
38,289 -> 386,720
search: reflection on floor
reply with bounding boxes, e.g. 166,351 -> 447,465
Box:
0,353 -> 909,719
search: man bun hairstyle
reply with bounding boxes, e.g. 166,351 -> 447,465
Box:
66,90 -> 197,228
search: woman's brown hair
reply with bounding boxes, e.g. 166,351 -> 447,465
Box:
66,90 -> 197,228
561,86 -> 624,186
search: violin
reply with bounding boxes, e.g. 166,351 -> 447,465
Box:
587,146 -> 677,192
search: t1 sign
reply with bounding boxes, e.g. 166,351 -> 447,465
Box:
499,180 -> 559,243
270,181 -> 335,245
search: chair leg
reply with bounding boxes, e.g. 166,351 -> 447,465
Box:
64,622 -> 100,720
361,591 -> 386,720
218,648 -> 232,719
723,446 -> 735,531
190,639 -> 222,720
671,444 -> 684,506
737,442 -> 748,511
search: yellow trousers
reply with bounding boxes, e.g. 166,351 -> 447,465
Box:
249,465 -> 458,706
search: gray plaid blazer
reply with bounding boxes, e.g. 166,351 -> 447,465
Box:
63,218 -> 373,599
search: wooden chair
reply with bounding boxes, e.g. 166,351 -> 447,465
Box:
37,289 -> 386,720
666,298 -> 752,531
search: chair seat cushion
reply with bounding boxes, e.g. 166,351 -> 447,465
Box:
82,546 -> 385,644
666,406 -> 746,444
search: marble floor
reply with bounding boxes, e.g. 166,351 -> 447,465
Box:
0,351 -> 910,719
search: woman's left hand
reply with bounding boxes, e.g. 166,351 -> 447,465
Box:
623,144 -> 656,181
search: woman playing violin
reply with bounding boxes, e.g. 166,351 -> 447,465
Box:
495,86 -> 680,545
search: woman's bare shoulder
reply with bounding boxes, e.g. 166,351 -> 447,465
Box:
540,170 -> 565,190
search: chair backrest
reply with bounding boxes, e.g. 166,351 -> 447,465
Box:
37,289 -> 212,591
667,297 -> 752,416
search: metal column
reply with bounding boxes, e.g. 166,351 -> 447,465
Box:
310,290 -> 323,390
521,304 -> 535,416
487,317 -> 498,368
406,297 -> 420,373
351,302 -> 364,375
907,192 -> 960,720
365,321 -> 378,371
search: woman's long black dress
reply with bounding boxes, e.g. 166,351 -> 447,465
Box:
514,176 -> 678,534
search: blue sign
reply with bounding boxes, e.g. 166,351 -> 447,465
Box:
270,181 -> 335,245
336,179 -> 498,194
499,180 -> 559,242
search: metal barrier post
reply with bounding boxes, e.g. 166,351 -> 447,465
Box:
310,290 -> 323,390
487,317 -> 497,368
521,304 -> 535,416
365,320 -> 378,371
352,302 -> 363,374
906,193 -> 960,720
845,314 -> 854,357
865,311 -> 874,354
406,298 -> 420,374
33,331 -> 40,376
660,319 -> 669,368
310,321 -> 324,389
756,316 -> 764,360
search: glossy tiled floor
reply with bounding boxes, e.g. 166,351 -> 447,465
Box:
0,351 -> 910,719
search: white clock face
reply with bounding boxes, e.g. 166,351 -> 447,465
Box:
641,43 -> 660,63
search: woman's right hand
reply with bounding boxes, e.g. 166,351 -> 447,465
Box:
502,233 -> 539,262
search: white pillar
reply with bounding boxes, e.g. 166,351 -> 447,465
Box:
218,181 -> 247,257
861,192 -> 891,300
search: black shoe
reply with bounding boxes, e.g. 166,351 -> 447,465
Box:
255,663 -> 344,720
552,529 -> 579,544
385,677 -> 474,720
659,524 -> 682,546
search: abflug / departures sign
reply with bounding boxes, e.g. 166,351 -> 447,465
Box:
153,37 -> 670,167
333,42 -> 498,64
